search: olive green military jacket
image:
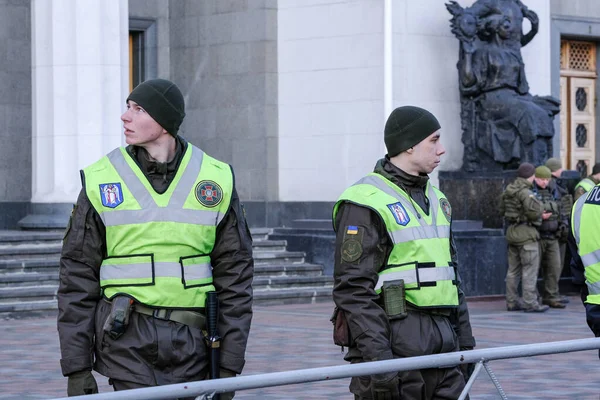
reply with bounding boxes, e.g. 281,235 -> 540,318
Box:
499,177 -> 543,245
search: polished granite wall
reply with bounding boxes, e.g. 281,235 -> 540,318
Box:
439,170 -> 516,229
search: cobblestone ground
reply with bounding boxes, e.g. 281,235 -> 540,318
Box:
1,296 -> 599,399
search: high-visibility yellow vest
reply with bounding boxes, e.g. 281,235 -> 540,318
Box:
575,178 -> 596,193
571,184 -> 600,306
332,173 -> 458,308
83,144 -> 233,308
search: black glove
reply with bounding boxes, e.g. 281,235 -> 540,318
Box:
557,223 -> 569,242
370,372 -> 400,400
220,368 -> 236,400
67,370 -> 98,396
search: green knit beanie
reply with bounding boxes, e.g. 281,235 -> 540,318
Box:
384,106 -> 441,157
535,165 -> 552,179
545,157 -> 562,172
127,78 -> 185,136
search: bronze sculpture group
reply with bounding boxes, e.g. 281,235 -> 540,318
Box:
447,0 -> 560,171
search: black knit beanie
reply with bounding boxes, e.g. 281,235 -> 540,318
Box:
127,78 -> 185,136
384,106 -> 441,157
517,162 -> 535,179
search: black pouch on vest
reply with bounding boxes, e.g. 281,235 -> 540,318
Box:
103,296 -> 134,340
382,279 -> 408,320
330,307 -> 353,349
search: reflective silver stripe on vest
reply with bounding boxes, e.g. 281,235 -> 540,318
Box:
356,175 -> 448,241
572,194 -> 587,246
356,175 -> 417,221
427,184 -> 442,235
356,175 -> 427,230
390,225 -> 450,244
375,266 -> 456,291
101,146 -> 225,227
581,249 -> 600,268
587,280 -> 600,296
100,261 -> 212,281
102,208 -> 220,227
167,147 -> 203,208
107,148 -> 156,209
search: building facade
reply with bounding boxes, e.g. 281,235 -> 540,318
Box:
0,0 -> 599,229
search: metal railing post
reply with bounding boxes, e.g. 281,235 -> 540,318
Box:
457,360 -> 485,400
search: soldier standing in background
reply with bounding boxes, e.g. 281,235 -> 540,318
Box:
532,166 -> 567,309
574,162 -> 600,201
500,163 -> 548,312
545,158 -> 574,300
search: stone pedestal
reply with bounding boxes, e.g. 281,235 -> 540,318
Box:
453,228 -> 507,296
439,170 -> 517,229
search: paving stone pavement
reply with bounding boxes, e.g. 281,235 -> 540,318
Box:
1,296 -> 599,399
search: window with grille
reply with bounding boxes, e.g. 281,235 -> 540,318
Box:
561,40 -> 596,71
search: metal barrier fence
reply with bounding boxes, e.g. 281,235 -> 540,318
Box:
51,337 -> 600,400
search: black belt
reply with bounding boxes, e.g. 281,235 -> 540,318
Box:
134,303 -> 206,328
406,304 -> 453,317
376,300 -> 454,317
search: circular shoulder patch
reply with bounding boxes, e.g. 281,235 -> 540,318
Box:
440,198 -> 452,223
195,180 -> 223,208
341,238 -> 363,263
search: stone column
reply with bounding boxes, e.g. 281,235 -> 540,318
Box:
30,0 -> 129,209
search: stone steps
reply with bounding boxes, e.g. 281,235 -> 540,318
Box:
0,271 -> 59,287
253,287 -> 333,306
0,299 -> 58,317
0,285 -> 58,301
253,275 -> 332,289
0,242 -> 63,260
254,263 -> 324,277
0,257 -> 60,273
0,228 -> 332,318
253,250 -> 307,265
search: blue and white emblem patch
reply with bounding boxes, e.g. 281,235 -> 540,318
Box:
387,202 -> 410,226
99,183 -> 123,208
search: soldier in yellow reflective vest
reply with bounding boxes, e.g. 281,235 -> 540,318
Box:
332,106 -> 475,400
57,79 -> 254,398
574,163 -> 600,201
569,183 -> 600,341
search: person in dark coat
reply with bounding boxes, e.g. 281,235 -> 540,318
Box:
569,183 -> 600,342
332,106 -> 475,400
57,79 -> 253,399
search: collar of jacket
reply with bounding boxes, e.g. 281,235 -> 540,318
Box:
374,156 -> 429,189
127,136 -> 188,177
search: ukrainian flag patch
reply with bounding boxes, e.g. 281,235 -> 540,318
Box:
346,225 -> 358,235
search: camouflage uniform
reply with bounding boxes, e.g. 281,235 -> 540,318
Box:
549,177 -> 574,288
500,177 -> 543,309
533,181 -> 566,305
